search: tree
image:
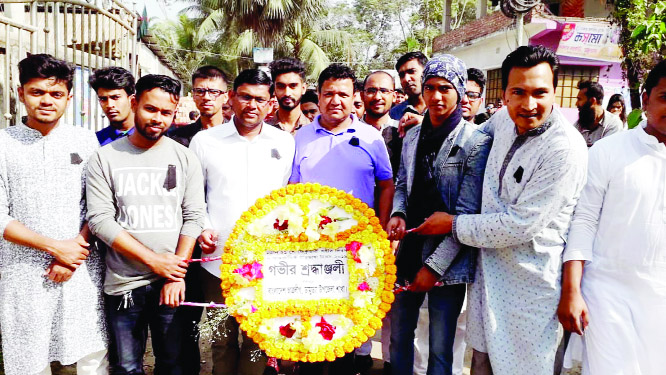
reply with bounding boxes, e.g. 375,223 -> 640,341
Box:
198,0 -> 326,46
148,8 -> 243,90
611,0 -> 665,109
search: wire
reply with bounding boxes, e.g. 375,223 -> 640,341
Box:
142,42 -> 400,65
501,0 -> 540,18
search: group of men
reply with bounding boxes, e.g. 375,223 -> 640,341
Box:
0,44 -> 664,375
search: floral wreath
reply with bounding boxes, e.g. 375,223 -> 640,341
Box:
220,183 -> 397,362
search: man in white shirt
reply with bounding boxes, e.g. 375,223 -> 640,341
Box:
189,69 -> 295,375
558,60 -> 666,375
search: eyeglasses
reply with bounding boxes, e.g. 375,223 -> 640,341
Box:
364,88 -> 394,95
193,88 -> 226,98
465,91 -> 482,100
237,94 -> 269,105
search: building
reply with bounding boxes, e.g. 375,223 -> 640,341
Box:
0,0 -> 181,131
433,1 -> 628,123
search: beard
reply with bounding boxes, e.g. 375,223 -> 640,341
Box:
278,95 -> 301,111
578,103 -> 596,129
135,123 -> 167,140
366,107 -> 390,118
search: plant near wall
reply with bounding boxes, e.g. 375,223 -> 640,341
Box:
611,0 -> 665,110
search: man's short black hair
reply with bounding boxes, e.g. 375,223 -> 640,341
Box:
89,66 -> 136,95
268,58 -> 306,82
301,89 -> 318,104
354,80 -> 364,93
467,68 -> 486,93
317,64 -> 356,92
363,71 -> 396,89
18,54 -> 74,91
644,59 -> 666,96
135,74 -> 181,101
233,69 -> 272,91
192,65 -> 229,86
396,88 -> 404,95
577,80 -> 604,103
501,45 -> 559,92
395,52 -> 428,72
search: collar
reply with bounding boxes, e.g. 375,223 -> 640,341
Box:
271,109 -> 309,127
516,107 -> 557,138
114,127 -> 134,136
313,114 -> 359,135
362,114 -> 397,131
19,117 -> 64,138
217,116 -> 271,140
638,120 -> 666,153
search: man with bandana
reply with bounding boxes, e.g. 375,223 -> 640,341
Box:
573,80 -> 622,147
386,55 -> 492,375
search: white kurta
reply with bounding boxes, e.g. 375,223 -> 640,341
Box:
563,122 -> 666,375
454,108 -> 588,374
0,123 -> 107,375
188,120 -> 295,277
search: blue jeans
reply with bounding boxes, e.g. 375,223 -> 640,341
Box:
390,284 -> 465,375
105,281 -> 183,375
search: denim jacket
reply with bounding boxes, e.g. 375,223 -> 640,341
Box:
392,118 -> 492,284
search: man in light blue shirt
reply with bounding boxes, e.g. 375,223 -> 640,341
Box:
289,64 -> 394,375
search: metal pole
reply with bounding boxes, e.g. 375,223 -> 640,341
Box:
4,24 -> 11,128
517,13 -> 524,46
30,0 -> 37,53
131,2 -> 137,77
44,2 -> 50,55
71,4 -> 77,127
86,5 -> 92,130
54,2 -> 60,58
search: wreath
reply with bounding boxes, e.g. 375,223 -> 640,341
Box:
219,183 -> 397,362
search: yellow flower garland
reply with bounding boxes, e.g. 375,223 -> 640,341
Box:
220,183 -> 396,362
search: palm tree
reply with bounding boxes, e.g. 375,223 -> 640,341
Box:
198,0 -> 326,46
150,10 -> 239,88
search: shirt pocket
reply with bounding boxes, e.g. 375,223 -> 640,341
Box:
438,160 -> 463,213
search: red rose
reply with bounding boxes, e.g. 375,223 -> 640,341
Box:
319,216 -> 333,229
315,317 -> 336,341
273,219 -> 289,231
279,323 -> 296,338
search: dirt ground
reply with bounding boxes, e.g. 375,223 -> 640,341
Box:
1,328 -> 582,375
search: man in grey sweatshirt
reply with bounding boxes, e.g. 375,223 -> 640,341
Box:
86,74 -> 205,375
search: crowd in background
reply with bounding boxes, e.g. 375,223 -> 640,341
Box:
0,44 -> 663,375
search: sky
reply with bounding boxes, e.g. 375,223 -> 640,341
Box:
135,0 -> 188,24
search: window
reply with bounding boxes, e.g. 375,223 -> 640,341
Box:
556,65 -> 600,108
485,68 -> 502,107
485,65 -> 600,109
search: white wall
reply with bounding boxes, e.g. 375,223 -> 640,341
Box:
436,23 -> 547,71
137,43 -> 177,78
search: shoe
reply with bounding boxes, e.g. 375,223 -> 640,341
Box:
355,354 -> 373,375
383,361 -> 392,375
264,357 -> 280,375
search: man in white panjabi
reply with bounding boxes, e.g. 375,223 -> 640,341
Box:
408,46 -> 588,375
0,54 -> 107,375
558,60 -> 666,375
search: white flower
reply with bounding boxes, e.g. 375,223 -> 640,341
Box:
357,245 -> 377,275
320,220 -> 341,238
366,277 -> 380,291
351,291 -> 373,308
305,226 -> 321,241
246,219 -> 267,237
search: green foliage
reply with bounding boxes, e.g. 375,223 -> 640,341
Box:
149,0 -> 492,84
611,0 -> 665,108
630,1 -> 666,53
150,14 -> 221,90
